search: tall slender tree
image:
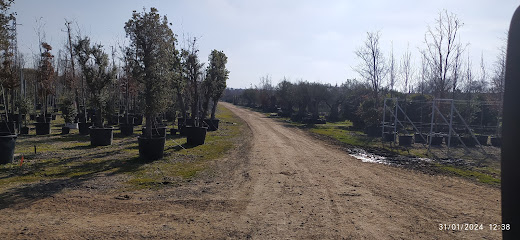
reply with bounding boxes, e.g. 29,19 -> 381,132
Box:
205,49 -> 229,120
124,7 -> 176,138
354,31 -> 387,104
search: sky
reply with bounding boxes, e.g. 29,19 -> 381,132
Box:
10,0 -> 519,89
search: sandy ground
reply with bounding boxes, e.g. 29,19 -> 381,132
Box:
0,102 -> 501,239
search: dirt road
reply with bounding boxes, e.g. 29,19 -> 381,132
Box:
223,103 -> 501,239
0,103 -> 501,239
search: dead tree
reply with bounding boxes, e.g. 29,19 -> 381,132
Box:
354,31 -> 387,104
422,9 -> 466,99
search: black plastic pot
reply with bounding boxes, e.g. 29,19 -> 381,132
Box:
120,123 -> 134,136
0,133 -> 17,164
0,121 -> 16,134
108,115 -> 119,126
428,135 -> 443,146
20,126 -> 29,135
185,126 -> 208,146
142,126 -> 167,137
476,135 -> 489,146
383,132 -> 395,142
138,136 -> 165,161
398,135 -> 413,146
35,122 -> 51,135
414,133 -> 427,143
78,122 -> 91,135
119,116 -> 134,125
365,125 -> 381,137
444,135 -> 460,147
37,116 -> 52,123
461,136 -> 477,147
62,126 -> 70,134
490,137 -> 501,147
89,127 -> 114,146
204,119 -> 220,131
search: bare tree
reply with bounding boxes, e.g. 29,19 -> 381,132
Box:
478,52 -> 488,92
400,44 -> 413,94
418,53 -> 429,95
464,52 -> 474,98
491,36 -> 506,101
450,46 -> 463,99
354,31 -> 387,103
388,42 -> 396,96
422,9 -> 465,99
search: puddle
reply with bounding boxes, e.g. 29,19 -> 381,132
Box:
348,148 -> 434,166
349,148 -> 390,165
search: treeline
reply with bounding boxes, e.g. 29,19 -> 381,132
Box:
223,75 -> 502,132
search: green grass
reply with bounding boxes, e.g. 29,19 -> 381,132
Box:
0,104 -> 245,191
436,164 -> 500,185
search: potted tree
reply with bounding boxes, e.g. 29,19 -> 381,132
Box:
60,94 -> 77,134
119,52 -> 135,136
35,42 -> 55,135
182,38 -> 208,145
17,97 -> 31,135
125,7 -> 176,160
202,49 -> 229,131
74,37 -> 116,146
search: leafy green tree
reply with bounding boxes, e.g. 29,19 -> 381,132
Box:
275,78 -> 294,117
204,49 -> 229,119
125,7 -> 176,138
74,37 -> 116,128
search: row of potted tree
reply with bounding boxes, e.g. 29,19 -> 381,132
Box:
0,7 -> 229,163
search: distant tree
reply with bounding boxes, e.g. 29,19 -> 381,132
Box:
241,87 -> 257,107
38,42 -> 55,121
354,31 -> 387,104
203,49 -> 229,120
388,43 -> 396,96
292,81 -> 310,118
257,75 -> 275,111
275,78 -> 294,116
73,37 -> 116,128
450,46 -> 463,99
124,7 -> 177,138
324,84 -> 345,122
491,36 -> 506,102
400,44 -> 413,95
422,9 -> 466,99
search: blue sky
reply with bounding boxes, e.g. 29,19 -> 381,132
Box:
11,0 -> 518,89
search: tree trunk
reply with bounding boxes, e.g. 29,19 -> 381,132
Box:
202,95 -> 210,119
95,108 -> 103,128
176,88 -> 186,118
211,99 -> 218,119
145,113 -> 153,139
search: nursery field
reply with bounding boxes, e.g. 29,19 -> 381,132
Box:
0,103 -> 501,239
268,115 -> 502,186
